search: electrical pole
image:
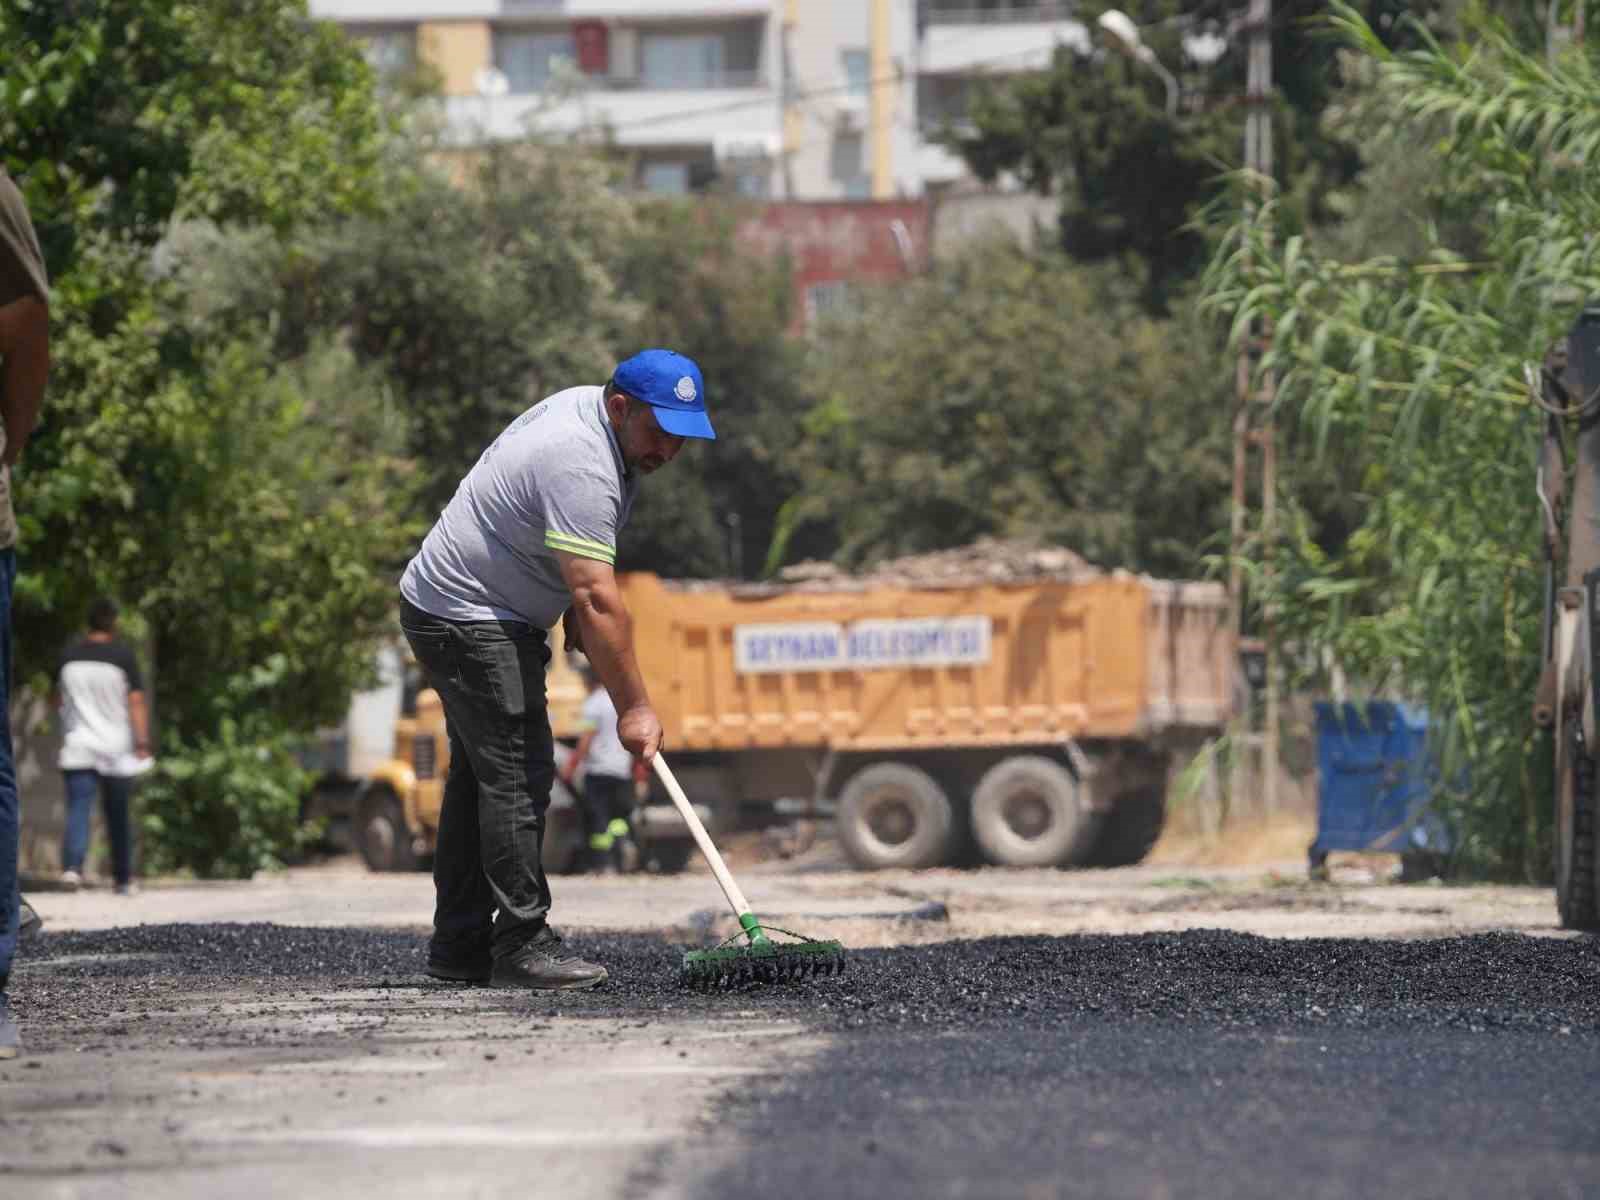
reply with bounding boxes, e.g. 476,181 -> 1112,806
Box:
869,0 -> 895,199
780,0 -> 800,198
1228,0 -> 1276,816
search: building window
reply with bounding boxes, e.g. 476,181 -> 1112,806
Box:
917,76 -> 979,132
495,30 -> 577,93
640,33 -> 726,88
731,169 -> 769,198
348,25 -> 416,77
841,49 -> 870,97
830,134 -> 869,199
805,281 -> 857,326
641,162 -> 692,195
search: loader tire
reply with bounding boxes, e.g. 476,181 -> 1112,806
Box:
644,839 -> 695,875
1089,783 -> 1168,868
971,755 -> 1098,868
837,763 -> 956,870
1555,716 -> 1600,931
356,786 -> 419,873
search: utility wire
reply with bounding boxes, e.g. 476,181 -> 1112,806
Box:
576,40 -> 1079,135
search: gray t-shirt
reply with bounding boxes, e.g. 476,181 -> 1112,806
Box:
400,386 -> 638,627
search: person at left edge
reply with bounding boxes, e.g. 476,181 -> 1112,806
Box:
0,166 -> 50,1060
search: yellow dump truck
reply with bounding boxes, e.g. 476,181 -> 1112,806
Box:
541,569 -> 1232,870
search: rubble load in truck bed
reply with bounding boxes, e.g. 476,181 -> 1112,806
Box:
666,537 -> 1104,596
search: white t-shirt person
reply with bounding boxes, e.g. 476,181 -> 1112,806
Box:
577,685 -> 634,782
56,635 -> 149,777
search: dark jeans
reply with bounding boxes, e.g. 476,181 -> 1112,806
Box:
0,549 -> 14,986
399,597 -> 554,961
61,769 -> 134,885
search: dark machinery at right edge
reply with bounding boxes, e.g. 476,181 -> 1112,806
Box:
1532,305 -> 1600,930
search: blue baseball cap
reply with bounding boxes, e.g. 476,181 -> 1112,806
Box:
612,349 -> 716,441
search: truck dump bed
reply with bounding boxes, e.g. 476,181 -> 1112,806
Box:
554,571 -> 1231,752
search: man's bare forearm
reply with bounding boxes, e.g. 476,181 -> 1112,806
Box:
568,582 -> 650,717
0,296 -> 48,467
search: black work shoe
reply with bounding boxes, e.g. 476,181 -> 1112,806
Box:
426,956 -> 491,984
0,991 -> 19,1060
426,940 -> 492,984
490,930 -> 608,991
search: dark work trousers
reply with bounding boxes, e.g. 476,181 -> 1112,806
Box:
581,773 -> 634,868
399,598 -> 554,963
61,769 -> 134,885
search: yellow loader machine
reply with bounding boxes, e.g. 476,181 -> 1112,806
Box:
1534,305 -> 1600,930
303,643 -> 702,876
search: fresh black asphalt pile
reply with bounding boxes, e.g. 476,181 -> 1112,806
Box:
17,923 -> 1600,1037
17,924 -> 1600,1199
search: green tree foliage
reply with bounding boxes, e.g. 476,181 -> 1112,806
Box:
0,0 -> 385,267
945,1 -> 1440,311
610,199 -> 810,579
0,0 -> 414,874
32,235 -> 421,739
1204,5 -> 1600,878
201,148 -> 811,581
188,139 -> 636,518
139,656 -> 317,879
774,240 -> 1233,578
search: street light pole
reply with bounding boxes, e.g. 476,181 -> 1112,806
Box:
1228,0 -> 1277,816
1096,9 -> 1179,118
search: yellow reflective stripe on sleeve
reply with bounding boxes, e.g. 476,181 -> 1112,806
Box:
545,531 -> 616,564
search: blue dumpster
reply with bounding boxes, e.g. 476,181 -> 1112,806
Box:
1311,701 -> 1452,873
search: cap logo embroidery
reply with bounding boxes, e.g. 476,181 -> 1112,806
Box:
674,376 -> 697,403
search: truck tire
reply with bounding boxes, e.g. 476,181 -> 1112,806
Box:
1088,784 -> 1167,868
1556,716 -> 1600,930
356,786 -> 419,873
837,763 -> 956,870
971,755 -> 1097,868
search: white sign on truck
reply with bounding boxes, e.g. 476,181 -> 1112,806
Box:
734,616 -> 991,674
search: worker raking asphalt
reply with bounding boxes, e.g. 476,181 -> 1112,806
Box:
14,924 -> 1600,1038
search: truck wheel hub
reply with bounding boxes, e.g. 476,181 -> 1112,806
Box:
1003,790 -> 1052,840
866,796 -> 915,846
365,816 -> 396,861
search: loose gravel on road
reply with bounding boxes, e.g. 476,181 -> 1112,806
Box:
15,923 -> 1600,1039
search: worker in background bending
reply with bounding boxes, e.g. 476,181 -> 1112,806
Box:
559,659 -> 636,874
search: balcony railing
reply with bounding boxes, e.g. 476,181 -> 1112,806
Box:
630,68 -> 766,90
497,66 -> 768,96
922,2 -> 1077,24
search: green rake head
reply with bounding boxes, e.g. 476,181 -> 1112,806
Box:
681,923 -> 847,989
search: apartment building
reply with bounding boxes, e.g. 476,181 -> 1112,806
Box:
308,0 -> 1088,200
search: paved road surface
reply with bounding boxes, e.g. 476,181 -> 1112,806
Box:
2,861 -> 1593,1199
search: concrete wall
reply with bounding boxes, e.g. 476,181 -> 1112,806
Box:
15,695 -> 67,878
419,19 -> 493,95
734,198 -> 929,328
929,189 -> 1056,258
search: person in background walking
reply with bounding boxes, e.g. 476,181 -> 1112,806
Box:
0,165 -> 51,1060
53,597 -> 151,896
559,659 -> 637,874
